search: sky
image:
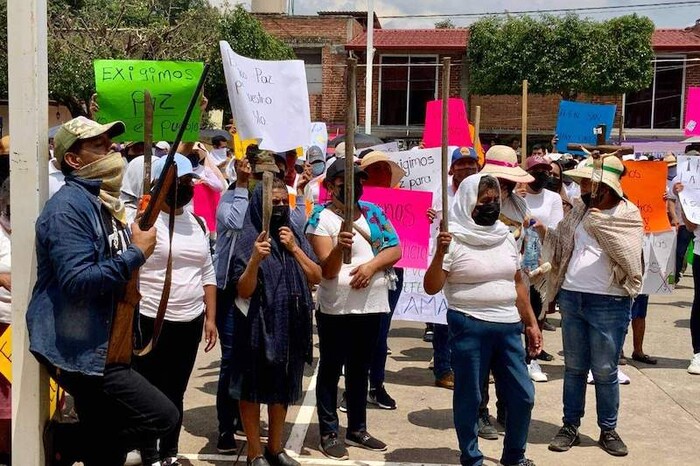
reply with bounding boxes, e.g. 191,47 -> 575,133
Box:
214,0 -> 700,29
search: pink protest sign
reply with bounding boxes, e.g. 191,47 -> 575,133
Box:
422,98 -> 473,148
319,186 -> 433,269
193,183 -> 221,232
685,87 -> 700,136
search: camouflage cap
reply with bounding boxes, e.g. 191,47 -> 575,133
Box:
53,116 -> 125,164
253,150 -> 280,174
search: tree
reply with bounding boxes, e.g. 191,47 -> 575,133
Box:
0,0 -> 293,116
435,18 -> 455,29
467,14 -> 655,100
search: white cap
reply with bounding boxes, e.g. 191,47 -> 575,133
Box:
155,141 -> 170,151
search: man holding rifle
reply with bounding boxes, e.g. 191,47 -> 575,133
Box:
25,117 -> 178,466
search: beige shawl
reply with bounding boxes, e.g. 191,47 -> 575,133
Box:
539,198 -> 644,303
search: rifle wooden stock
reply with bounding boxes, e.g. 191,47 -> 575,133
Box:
106,64 -> 210,365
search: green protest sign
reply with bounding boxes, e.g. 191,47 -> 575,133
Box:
93,60 -> 204,142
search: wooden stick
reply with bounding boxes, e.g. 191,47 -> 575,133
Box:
143,90 -> 153,195
474,105 -> 481,150
440,57 -> 451,233
521,80 -> 528,168
343,57 -> 357,264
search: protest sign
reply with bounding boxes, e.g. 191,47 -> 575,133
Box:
676,156 -> 700,224
621,161 -> 672,233
422,98 -> 472,149
642,230 -> 676,294
318,186 -> 433,269
388,147 -> 454,194
306,122 -> 328,159
555,101 -> 616,153
393,267 -> 448,324
685,87 -> 700,136
220,41 -> 311,152
365,141 -> 400,153
94,60 -> 203,142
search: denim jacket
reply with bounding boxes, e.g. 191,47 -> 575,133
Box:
26,176 -> 146,376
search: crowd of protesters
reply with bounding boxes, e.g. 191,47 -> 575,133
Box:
0,104 -> 691,466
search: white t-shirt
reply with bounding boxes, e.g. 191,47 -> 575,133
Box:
139,211 -> 216,322
525,189 -> 564,229
306,209 -> 390,315
0,228 -> 10,324
562,207 -> 627,297
564,182 -> 581,202
442,235 -> 521,323
48,159 -> 65,199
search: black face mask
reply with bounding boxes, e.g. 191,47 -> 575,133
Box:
473,202 -> 501,226
581,192 -> 593,207
335,181 -> 363,205
166,182 -> 194,209
270,204 -> 290,236
545,176 -> 563,193
530,171 -> 550,192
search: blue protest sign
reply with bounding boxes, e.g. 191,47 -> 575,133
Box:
555,101 -> 617,153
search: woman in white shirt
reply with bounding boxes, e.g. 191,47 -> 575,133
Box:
424,173 -> 541,466
135,153 -> 218,466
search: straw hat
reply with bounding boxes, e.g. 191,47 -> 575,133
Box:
479,145 -> 534,183
563,155 -> 625,198
359,151 -> 406,187
663,152 -> 677,167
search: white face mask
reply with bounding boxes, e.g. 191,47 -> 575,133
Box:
210,148 -> 228,164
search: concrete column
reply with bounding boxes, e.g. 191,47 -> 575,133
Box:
8,0 -> 49,464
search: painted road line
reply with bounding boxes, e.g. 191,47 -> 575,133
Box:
285,361 -> 320,455
179,453 -> 451,466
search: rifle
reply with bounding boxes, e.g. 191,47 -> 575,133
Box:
107,63 -> 210,365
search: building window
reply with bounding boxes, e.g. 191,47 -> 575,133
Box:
295,47 -> 323,95
625,56 -> 685,129
379,55 -> 438,126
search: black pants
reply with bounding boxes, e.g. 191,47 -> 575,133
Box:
677,226 -> 693,280
691,259 -> 700,353
216,287 -> 242,435
316,312 -> 382,436
49,363 -> 178,466
136,313 -> 204,463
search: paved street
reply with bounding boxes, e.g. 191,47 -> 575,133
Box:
176,277 -> 700,466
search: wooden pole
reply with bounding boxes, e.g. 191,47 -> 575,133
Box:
343,57 -> 357,264
262,171 -> 273,239
440,57 -> 451,233
521,80 -> 528,168
143,90 -> 154,194
474,105 -> 481,149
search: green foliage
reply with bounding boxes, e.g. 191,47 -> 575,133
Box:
467,14 -> 655,99
0,0 -> 293,116
434,19 -> 455,29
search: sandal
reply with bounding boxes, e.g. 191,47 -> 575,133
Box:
632,352 -> 657,365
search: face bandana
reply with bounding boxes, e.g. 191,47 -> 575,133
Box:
210,148 -> 228,165
472,202 -> 501,226
270,204 -> 290,238
165,181 -> 195,209
74,151 -> 127,224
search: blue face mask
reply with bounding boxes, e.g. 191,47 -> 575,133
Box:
668,166 -> 677,180
311,161 -> 325,177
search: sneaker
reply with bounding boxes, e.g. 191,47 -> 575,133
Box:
338,392 -> 347,413
319,433 -> 349,460
617,369 -> 631,385
435,371 -> 455,390
598,429 -> 628,456
368,385 -> 397,410
536,350 -> 554,362
477,412 -> 498,440
528,361 -> 548,382
217,432 -> 237,454
386,347 -> 392,355
264,448 -> 300,466
688,353 -> 700,374
542,319 -> 556,332
346,430 -> 388,452
548,424 -> 581,452
162,457 -> 182,466
423,328 -> 434,342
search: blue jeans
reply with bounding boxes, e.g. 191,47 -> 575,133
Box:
558,289 -> 631,431
432,323 -> 451,379
215,287 -> 241,435
369,268 -> 404,389
448,310 -> 534,466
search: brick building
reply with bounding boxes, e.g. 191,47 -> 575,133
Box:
255,10 -> 700,146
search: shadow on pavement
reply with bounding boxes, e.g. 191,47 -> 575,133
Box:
407,407 -> 454,430
385,447 -> 463,464
392,346 -> 433,362
385,366 -> 436,387
182,405 -> 219,454
675,318 -> 690,328
387,326 -> 425,339
629,356 -> 689,370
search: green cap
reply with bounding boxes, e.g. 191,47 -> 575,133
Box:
53,116 -> 125,164
253,150 -> 280,174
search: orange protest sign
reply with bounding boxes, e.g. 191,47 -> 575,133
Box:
621,161 -> 672,233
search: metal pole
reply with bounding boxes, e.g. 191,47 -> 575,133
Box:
343,58 -> 357,264
440,57 -> 451,233
8,0 -> 49,464
521,80 -> 528,168
364,0 -> 374,135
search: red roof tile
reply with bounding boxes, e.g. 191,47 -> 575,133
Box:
652,28 -> 700,50
346,28 -> 469,51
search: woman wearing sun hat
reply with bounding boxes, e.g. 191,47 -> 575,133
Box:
535,154 -> 643,457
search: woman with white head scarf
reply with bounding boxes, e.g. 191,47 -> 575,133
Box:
424,173 -> 542,466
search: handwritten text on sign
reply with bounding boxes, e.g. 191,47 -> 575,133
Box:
423,98 -> 472,149
94,60 -> 203,142
620,161 -> 672,233
391,147 -> 454,194
685,87 -> 700,136
394,268 -> 448,324
220,41 -> 311,153
642,231 -> 676,295
555,100 -> 616,153
677,156 -> 700,224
